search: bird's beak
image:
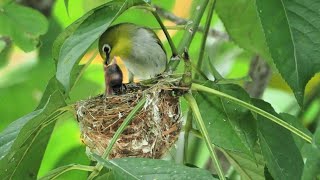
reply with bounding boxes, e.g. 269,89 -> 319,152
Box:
106,57 -> 117,67
104,53 -> 110,65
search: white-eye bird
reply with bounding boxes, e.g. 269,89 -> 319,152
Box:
99,23 -> 167,85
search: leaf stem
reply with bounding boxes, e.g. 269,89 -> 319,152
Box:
191,83 -> 313,143
132,5 -> 178,57
183,110 -> 193,164
168,0 -> 210,70
88,97 -> 147,179
151,10 -> 178,57
184,93 -> 226,180
208,56 -> 224,82
150,25 -> 186,31
190,61 -> 208,80
195,0 -> 216,79
190,128 -> 202,139
39,164 -> 95,180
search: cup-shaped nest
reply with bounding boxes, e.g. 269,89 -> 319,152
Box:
75,84 -> 181,159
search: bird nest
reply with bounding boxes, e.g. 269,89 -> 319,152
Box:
75,83 -> 182,159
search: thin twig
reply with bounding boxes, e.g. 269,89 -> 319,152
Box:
184,93 -> 226,180
195,0 -> 216,79
183,110 -> 193,164
151,9 -> 179,57
244,56 -> 271,98
154,5 -> 228,40
168,0 -> 209,71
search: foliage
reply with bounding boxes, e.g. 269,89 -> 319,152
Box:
0,2 -> 48,52
0,0 -> 319,179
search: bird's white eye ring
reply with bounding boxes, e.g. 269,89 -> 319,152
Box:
102,44 -> 111,54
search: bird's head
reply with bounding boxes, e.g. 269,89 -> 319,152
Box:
98,23 -> 134,65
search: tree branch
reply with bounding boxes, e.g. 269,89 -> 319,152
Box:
154,5 -> 228,40
244,56 -> 271,98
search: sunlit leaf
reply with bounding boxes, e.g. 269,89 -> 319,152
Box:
194,82 -> 257,155
64,0 -> 70,15
93,155 -> 216,180
253,99 -> 303,180
0,2 -> 48,52
256,0 -> 320,106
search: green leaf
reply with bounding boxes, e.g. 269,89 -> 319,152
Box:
302,126 -> 320,179
0,110 -> 42,159
39,164 -> 76,180
51,146 -> 90,179
64,0 -> 70,15
215,0 -> 271,63
264,166 -> 274,180
36,76 -> 65,109
194,82 -> 257,155
253,99 -> 303,180
184,93 -> 226,180
0,3 -> 48,52
0,0 -> 11,7
39,163 -> 94,180
0,60 -> 55,131
223,149 -> 265,180
39,17 -> 63,60
0,37 -> 10,68
55,0 -> 147,93
52,11 -> 91,65
93,155 -> 216,180
38,117 -> 85,177
279,113 -> 312,150
0,91 -> 66,179
0,39 -> 5,53
301,144 -> 320,180
314,126 -> 320,147
256,0 -> 320,106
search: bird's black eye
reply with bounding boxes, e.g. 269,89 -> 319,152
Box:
102,44 -> 111,54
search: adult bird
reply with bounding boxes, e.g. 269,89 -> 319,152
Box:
99,23 -> 167,94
